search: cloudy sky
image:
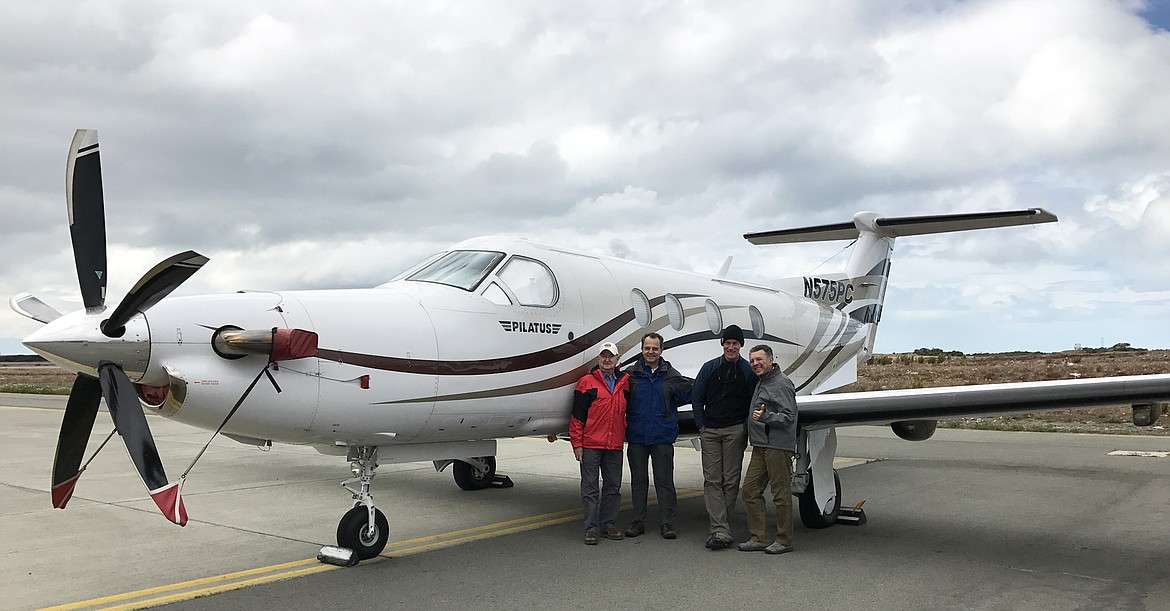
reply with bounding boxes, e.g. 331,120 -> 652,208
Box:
2,0 -> 1169,355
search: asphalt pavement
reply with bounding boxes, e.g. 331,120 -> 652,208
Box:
2,393 -> 1168,611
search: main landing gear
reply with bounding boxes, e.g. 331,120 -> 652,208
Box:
337,446 -> 389,560
793,428 -> 845,529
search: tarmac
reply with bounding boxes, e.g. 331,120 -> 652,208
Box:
2,392 -> 1169,610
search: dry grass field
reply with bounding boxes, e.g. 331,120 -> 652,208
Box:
843,349 -> 1170,435
3,350 -> 1168,434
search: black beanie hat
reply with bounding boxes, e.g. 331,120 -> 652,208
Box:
721,324 -> 745,345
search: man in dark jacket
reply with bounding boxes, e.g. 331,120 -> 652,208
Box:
691,324 -> 758,550
621,333 -> 693,540
737,344 -> 798,555
570,342 -> 630,545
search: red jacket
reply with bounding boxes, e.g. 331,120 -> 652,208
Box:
570,367 -> 629,450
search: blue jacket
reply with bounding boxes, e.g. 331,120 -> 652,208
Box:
622,357 -> 693,445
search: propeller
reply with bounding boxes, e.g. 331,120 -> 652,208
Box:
42,129 -> 201,525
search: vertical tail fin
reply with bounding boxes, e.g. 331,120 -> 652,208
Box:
745,208 -> 1057,354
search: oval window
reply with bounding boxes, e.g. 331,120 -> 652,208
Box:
705,299 -> 722,335
749,305 -> 765,339
631,288 -> 652,327
665,293 -> 685,331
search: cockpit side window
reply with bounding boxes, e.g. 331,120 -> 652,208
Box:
481,281 -> 512,305
406,250 -> 505,291
497,256 -> 559,307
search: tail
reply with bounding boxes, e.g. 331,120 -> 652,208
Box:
745,208 -> 1057,355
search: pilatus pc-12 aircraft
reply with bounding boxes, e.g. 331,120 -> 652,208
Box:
14,130 -> 1170,560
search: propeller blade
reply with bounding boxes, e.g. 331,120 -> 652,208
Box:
98,363 -> 188,525
101,250 -> 209,337
66,129 -> 108,310
10,292 -> 63,324
50,374 -> 102,508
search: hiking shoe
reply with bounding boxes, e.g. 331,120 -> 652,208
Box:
705,533 -> 733,550
624,520 -> 645,538
584,531 -> 598,545
764,541 -> 794,555
603,528 -> 624,540
660,524 -> 677,540
737,538 -> 769,552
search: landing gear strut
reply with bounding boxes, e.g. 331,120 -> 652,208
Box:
793,428 -> 843,528
337,446 -> 388,560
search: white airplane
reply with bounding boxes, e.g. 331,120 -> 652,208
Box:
13,130 -> 1170,561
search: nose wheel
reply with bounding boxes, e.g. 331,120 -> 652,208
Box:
337,506 -> 389,559
338,446 -> 389,560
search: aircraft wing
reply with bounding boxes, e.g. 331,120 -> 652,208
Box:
795,374 -> 1170,429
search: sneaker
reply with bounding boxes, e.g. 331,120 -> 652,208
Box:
737,538 -> 769,552
603,528 -> 624,540
584,531 -> 598,545
764,541 -> 794,555
624,520 -> 645,538
660,524 -> 677,540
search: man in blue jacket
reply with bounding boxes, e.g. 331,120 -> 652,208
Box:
622,332 -> 693,540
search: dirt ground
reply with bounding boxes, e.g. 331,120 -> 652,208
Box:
4,350 -> 1169,434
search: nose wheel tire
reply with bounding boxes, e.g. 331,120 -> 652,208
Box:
337,506 -> 389,560
453,456 -> 496,490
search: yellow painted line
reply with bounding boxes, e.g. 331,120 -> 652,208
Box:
0,405 -> 56,412
36,558 -> 323,611
38,489 -> 705,611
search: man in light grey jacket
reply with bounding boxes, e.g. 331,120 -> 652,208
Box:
737,344 -> 798,555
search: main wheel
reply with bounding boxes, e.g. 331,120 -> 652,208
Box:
453,456 -> 496,490
337,506 -> 389,560
797,469 -> 841,529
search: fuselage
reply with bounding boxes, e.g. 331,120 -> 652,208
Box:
25,236 -> 868,448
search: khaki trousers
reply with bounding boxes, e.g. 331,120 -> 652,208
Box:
699,425 -> 748,536
740,446 -> 794,545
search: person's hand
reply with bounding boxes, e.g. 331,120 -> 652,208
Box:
753,404 -> 765,421
573,447 -> 583,461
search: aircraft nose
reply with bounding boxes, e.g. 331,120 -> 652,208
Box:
22,308 -> 151,380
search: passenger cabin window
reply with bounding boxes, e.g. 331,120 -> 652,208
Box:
407,250 -> 505,291
497,256 -> 558,307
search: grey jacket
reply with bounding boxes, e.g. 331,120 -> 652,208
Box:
744,364 -> 798,451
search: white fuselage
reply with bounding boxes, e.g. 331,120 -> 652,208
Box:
36,237 -> 869,448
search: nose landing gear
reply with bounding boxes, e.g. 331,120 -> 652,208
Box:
337,446 -> 388,560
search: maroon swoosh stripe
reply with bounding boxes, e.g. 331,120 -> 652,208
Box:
314,294 -> 702,376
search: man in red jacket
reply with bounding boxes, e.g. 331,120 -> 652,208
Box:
571,342 -> 630,545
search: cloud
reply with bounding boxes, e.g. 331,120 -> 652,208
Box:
3,0 -> 1170,355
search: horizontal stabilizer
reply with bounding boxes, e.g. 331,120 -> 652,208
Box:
745,208 -> 1056,245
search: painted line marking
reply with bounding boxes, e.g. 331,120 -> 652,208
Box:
37,489 -> 707,611
1107,450 -> 1170,458
36,445 -> 877,609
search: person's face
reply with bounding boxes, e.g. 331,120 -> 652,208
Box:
641,337 -> 662,367
749,349 -> 773,376
598,351 -> 619,374
722,339 -> 742,361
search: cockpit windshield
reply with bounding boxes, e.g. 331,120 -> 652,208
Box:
405,250 -> 505,291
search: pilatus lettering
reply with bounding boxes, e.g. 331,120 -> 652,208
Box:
499,321 -> 563,334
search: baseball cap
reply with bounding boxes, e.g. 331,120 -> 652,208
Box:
598,342 -> 619,356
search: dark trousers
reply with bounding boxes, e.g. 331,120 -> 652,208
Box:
580,448 -> 623,533
627,443 -> 677,526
